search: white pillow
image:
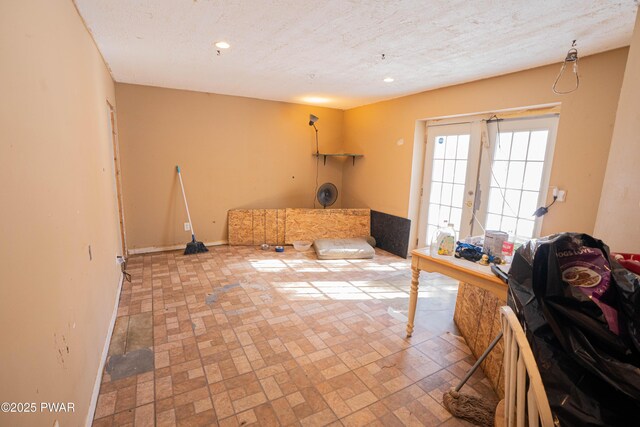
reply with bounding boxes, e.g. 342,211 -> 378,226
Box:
313,238 -> 375,260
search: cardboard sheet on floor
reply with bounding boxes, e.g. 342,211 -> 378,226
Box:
313,238 -> 375,260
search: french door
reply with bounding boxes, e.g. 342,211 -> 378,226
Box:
417,115 -> 558,248
417,122 -> 481,248
475,117 -> 558,242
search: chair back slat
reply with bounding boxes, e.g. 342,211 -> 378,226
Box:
499,306 -> 554,427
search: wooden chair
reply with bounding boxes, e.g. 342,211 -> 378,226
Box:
496,306 -> 554,427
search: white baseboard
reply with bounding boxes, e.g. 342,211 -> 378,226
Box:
85,272 -> 124,426
128,240 -> 228,255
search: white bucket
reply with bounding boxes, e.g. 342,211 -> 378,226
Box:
484,230 -> 508,256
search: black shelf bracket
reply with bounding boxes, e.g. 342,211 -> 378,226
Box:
313,153 -> 363,166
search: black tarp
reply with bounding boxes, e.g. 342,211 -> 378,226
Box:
507,233 -> 640,426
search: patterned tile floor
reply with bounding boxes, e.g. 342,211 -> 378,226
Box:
93,246 -> 496,426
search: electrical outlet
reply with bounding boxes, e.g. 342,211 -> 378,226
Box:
556,190 -> 567,202
184,222 -> 191,231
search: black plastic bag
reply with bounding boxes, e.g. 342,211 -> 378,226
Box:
508,233 -> 640,426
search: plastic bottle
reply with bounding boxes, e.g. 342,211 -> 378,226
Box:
501,232 -> 515,264
431,222 -> 457,256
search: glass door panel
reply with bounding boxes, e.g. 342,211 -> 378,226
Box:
418,122 -> 481,247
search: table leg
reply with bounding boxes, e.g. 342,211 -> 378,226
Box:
406,266 -> 420,337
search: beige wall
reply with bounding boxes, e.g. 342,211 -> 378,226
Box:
342,48 -> 628,244
0,1 -> 120,426
595,10 -> 640,252
115,84 -> 345,251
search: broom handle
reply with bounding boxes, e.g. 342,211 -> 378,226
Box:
176,166 -> 195,237
454,331 -> 503,392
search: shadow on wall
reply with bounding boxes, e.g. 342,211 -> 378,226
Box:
163,174 -> 180,246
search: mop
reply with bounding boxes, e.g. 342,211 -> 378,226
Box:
176,165 -> 208,255
442,332 -> 502,427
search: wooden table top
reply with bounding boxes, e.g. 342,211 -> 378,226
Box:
411,248 -> 507,298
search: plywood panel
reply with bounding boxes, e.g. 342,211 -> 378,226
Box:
252,209 -> 266,245
284,208 -> 370,243
277,209 -> 286,245
453,282 -> 467,337
228,208 -> 369,245
257,208 -> 285,245
454,282 -> 505,398
228,210 -> 253,245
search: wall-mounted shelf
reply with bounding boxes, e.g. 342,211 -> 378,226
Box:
313,153 -> 364,166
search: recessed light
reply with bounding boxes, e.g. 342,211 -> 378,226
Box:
303,97 -> 329,104
384,77 -> 394,83
215,41 -> 230,49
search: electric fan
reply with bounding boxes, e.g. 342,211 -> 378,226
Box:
317,183 -> 338,208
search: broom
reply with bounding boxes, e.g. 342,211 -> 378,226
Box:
176,165 -> 208,255
442,332 -> 502,427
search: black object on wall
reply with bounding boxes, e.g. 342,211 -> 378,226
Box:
370,210 -> 411,258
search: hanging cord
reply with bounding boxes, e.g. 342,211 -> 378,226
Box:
468,122 -> 487,235
552,40 -> 579,95
312,125 -> 320,208
484,116 -> 518,217
119,257 -> 132,282
313,155 -> 319,208
533,193 -> 558,217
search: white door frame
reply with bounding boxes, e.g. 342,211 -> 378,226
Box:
416,121 -> 482,248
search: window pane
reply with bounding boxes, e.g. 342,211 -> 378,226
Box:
428,204 -> 440,226
491,161 -> 509,188
457,135 -> 470,159
452,184 -> 465,207
433,136 -> 446,159
450,208 -> 462,231
443,160 -> 455,182
517,219 -> 535,238
528,131 -> 549,161
481,119 -> 556,241
523,162 -> 544,191
454,160 -> 467,184
427,225 -> 437,244
510,132 -> 529,160
439,205 -> 451,225
487,188 -> 503,214
445,136 -> 458,158
486,213 -> 501,231
519,191 -> 539,217
441,183 -> 453,206
430,182 -> 442,204
501,216 -> 517,235
506,161 -> 525,189
432,159 -> 444,181
494,132 -> 512,160
503,189 -> 521,216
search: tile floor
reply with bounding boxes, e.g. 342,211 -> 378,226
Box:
93,246 -> 496,426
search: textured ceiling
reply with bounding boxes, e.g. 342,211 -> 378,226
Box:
75,0 -> 638,109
